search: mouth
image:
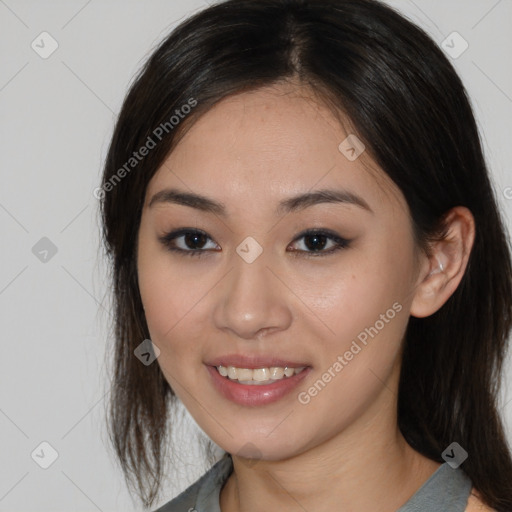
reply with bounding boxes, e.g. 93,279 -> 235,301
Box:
206,359 -> 311,406
215,364 -> 307,385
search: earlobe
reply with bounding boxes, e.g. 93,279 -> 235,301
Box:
410,207 -> 475,319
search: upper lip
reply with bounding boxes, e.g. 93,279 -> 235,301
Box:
206,354 -> 310,369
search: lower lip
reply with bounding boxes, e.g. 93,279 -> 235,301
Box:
206,365 -> 311,406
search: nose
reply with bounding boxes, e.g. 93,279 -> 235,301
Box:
212,250 -> 293,340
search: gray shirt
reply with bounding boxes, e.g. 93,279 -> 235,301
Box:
153,453 -> 472,512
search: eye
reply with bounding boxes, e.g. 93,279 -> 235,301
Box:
287,229 -> 350,257
158,228 -> 351,258
158,228 -> 219,258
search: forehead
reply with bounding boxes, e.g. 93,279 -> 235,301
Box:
146,83 -> 405,217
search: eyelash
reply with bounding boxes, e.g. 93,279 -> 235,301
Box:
158,228 -> 351,258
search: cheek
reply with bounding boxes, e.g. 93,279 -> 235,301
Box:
306,240 -> 415,392
137,232 -> 193,352
137,241 -> 220,379
294,260 -> 410,432
320,254 -> 411,341
139,275 -> 198,359
138,271 -> 205,390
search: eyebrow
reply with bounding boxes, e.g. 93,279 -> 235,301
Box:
148,187 -> 373,216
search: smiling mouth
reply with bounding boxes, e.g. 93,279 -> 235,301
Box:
215,365 -> 307,385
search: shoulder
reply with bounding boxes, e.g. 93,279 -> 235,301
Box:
152,454 -> 233,512
464,488 -> 496,512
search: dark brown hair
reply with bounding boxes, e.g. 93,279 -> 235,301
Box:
99,0 -> 512,509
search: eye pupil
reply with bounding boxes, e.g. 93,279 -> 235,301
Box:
185,232 -> 207,249
305,234 -> 327,251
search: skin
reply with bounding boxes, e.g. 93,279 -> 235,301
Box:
136,81 -> 476,512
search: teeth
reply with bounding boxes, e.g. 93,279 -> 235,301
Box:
253,368 -> 270,381
216,365 -> 306,384
237,368 -> 253,381
284,367 -> 295,377
270,367 -> 284,379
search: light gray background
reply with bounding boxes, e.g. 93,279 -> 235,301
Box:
1,1 -> 511,511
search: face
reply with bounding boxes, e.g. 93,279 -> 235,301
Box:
136,83 -> 423,460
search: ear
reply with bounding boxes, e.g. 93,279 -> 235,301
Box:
410,206 -> 475,318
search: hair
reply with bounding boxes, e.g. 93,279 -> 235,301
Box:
99,0 -> 512,509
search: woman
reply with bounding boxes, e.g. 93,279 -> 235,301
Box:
100,0 -> 512,510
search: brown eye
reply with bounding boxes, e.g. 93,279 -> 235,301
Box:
288,229 -> 350,257
159,228 -> 219,257
158,227 -> 350,259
